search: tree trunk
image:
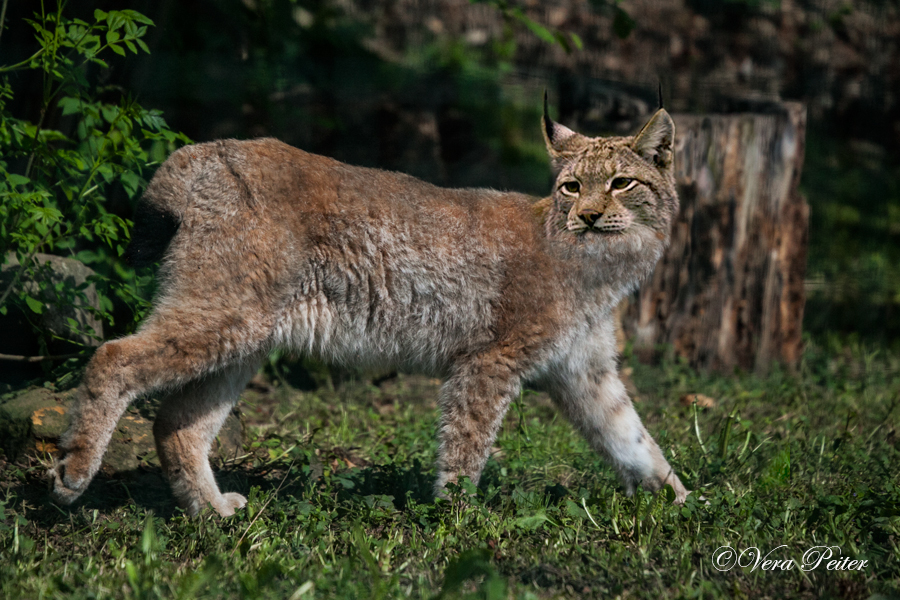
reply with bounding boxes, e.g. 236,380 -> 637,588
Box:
623,102 -> 809,374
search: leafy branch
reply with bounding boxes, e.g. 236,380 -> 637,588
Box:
0,2 -> 190,356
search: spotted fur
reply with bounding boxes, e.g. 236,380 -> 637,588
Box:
48,104 -> 688,516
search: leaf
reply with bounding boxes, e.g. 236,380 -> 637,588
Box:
106,30 -> 120,44
120,10 -> 155,26
552,31 -> 572,53
7,174 -> 29,187
142,110 -> 167,131
110,44 -> 126,57
94,9 -> 108,21
34,206 -> 64,224
101,104 -> 119,123
613,7 -> 636,39
58,96 -> 82,116
25,296 -> 44,314
565,499 -> 587,519
120,170 -> 142,198
512,9 -> 556,45
569,31 -> 583,50
662,484 -> 677,504
99,293 -> 114,314
515,511 -> 550,531
107,12 -> 125,31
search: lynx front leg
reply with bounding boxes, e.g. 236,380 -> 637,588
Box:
153,360 -> 259,517
551,370 -> 688,503
435,356 -> 522,495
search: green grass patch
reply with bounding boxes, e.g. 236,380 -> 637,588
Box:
0,342 -> 898,598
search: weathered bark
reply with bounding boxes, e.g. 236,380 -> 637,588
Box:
623,102 -> 809,374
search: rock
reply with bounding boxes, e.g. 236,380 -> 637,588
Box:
0,252 -> 104,356
0,387 -> 74,457
1,253 -> 106,388
30,404 -> 70,439
100,411 -> 156,475
0,386 -> 245,475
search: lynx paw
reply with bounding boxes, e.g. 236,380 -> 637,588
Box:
673,489 -> 710,506
215,492 -> 247,517
47,457 -> 91,505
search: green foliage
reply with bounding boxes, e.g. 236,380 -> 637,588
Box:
0,3 -> 190,350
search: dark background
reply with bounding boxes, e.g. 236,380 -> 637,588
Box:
3,0 -> 899,347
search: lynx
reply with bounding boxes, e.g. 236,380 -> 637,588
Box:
49,97 -> 689,516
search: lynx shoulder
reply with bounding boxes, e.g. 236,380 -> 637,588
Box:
49,99 -> 688,516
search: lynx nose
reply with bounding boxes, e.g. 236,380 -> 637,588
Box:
578,210 -> 602,227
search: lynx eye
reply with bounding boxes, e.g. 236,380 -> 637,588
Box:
561,181 -> 581,195
610,177 -> 636,191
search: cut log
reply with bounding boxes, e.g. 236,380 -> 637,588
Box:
622,102 -> 809,374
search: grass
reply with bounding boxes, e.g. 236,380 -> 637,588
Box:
0,340 -> 898,599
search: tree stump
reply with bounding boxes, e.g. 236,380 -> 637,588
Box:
623,102 -> 809,374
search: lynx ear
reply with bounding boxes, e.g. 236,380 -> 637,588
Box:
632,109 -> 675,170
542,91 -> 587,171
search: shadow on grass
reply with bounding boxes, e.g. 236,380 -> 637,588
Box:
5,454 -> 441,528
4,466 -> 176,529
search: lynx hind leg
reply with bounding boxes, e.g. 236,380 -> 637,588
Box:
435,354 -> 522,496
552,370 -> 689,504
154,359 -> 260,517
49,313 -> 267,508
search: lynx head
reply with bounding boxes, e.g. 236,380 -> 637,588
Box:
541,94 -> 678,288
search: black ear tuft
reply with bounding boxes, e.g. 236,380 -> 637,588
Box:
543,89 -> 553,142
657,82 -> 664,110
541,93 -> 587,171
